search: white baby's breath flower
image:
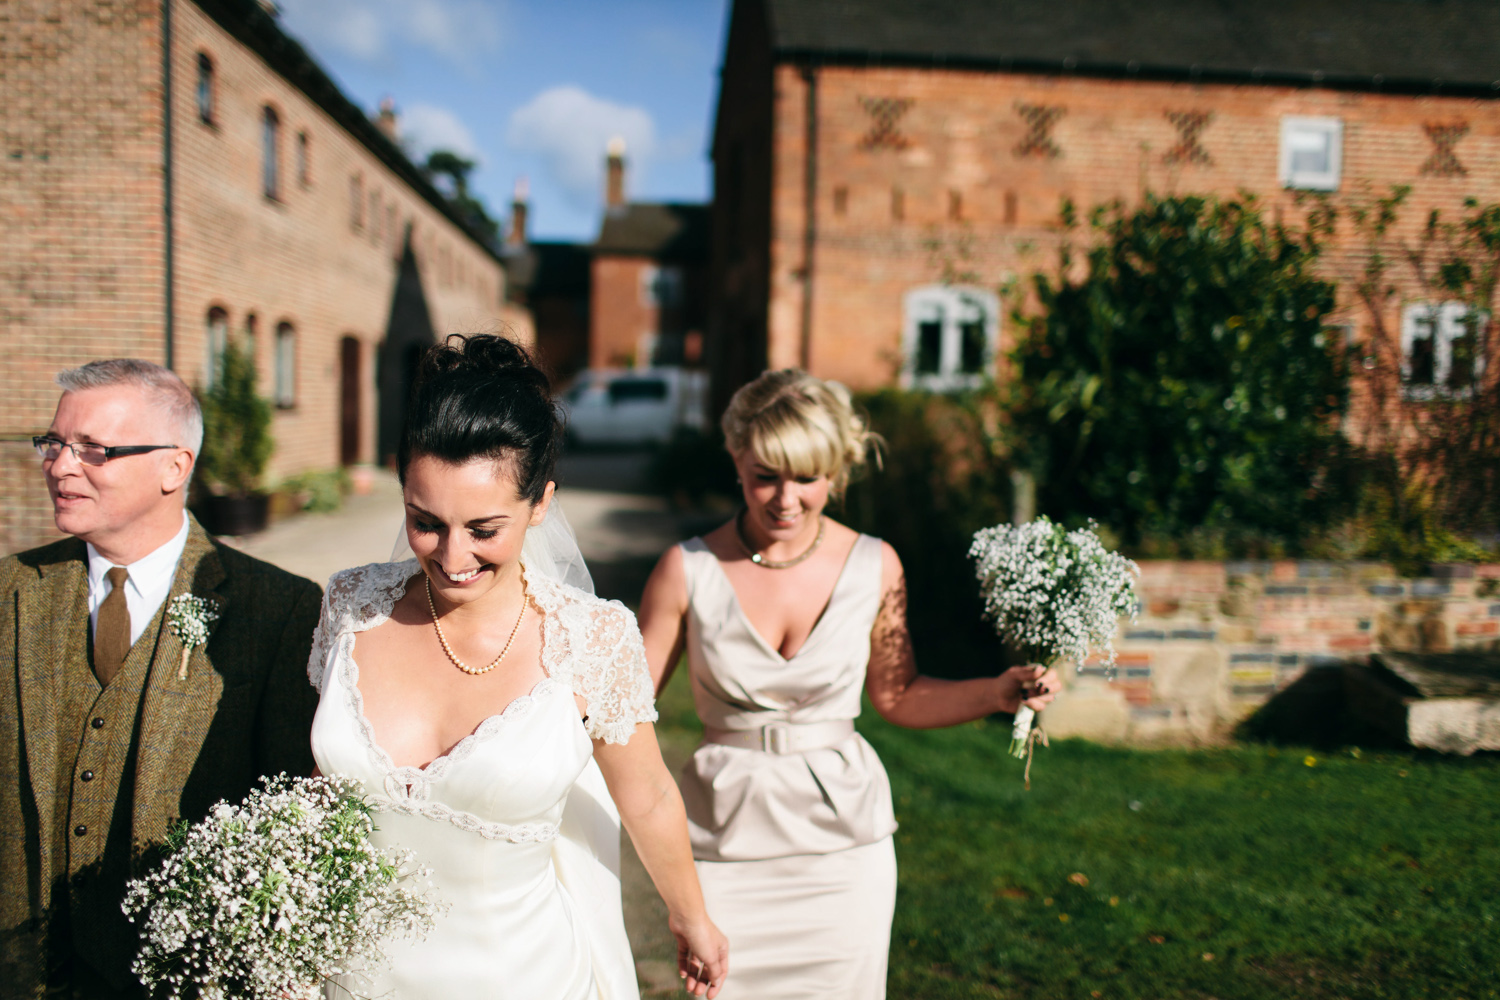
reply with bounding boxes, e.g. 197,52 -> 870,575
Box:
122,774 -> 442,1000
970,517 -> 1139,762
166,594 -> 219,679
970,516 -> 1139,668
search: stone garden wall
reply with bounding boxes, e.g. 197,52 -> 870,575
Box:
1046,560 -> 1500,743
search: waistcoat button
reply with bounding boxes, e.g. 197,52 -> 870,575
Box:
80,770 -> 94,782
73,825 -> 87,837
91,717 -> 105,729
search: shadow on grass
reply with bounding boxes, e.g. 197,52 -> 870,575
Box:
1234,664 -> 1409,752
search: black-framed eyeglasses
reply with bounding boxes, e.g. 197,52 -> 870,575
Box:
33,436 -> 179,467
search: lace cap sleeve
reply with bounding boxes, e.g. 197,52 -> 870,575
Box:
306,561 -> 416,692
539,583 -> 658,745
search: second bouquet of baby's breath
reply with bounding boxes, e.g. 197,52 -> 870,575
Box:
123,774 -> 440,1000
969,517 -> 1138,775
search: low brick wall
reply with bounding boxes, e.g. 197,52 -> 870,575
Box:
1046,560 -> 1500,743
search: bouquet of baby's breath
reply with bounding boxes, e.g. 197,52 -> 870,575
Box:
970,517 -> 1139,771
123,774 -> 440,1000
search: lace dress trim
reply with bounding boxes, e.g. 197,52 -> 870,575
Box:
307,559 -> 658,841
341,643 -> 564,843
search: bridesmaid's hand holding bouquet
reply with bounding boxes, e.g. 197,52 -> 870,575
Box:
969,517 -> 1139,781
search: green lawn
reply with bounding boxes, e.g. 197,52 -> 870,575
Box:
650,671 -> 1500,999
862,714 -> 1500,1000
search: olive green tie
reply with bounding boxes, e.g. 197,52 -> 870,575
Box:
94,566 -> 131,686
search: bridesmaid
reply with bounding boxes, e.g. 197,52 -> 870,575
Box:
638,369 -> 1060,999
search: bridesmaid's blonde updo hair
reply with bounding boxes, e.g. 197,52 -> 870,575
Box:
721,369 -> 880,498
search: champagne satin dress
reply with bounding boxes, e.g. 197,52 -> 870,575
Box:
676,534 -> 899,999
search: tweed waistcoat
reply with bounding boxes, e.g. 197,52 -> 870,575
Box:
2,517 -> 324,1000
58,592 -> 169,990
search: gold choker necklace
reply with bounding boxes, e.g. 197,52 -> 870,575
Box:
426,576 -> 527,676
734,509 -> 825,569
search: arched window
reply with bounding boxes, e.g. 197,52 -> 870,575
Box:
243,312 -> 258,361
350,173 -> 364,230
205,306 -> 228,384
274,322 -> 297,408
901,286 -> 1000,390
262,106 -> 281,199
296,130 -> 310,187
196,53 -> 215,124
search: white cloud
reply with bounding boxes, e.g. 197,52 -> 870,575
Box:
278,0 -> 504,74
506,86 -> 656,207
400,102 -> 481,163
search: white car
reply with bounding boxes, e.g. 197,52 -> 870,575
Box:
559,368 -> 707,446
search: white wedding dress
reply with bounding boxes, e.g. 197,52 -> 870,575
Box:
306,558 -> 658,1000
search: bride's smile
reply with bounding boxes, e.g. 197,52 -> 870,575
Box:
402,453 -> 554,610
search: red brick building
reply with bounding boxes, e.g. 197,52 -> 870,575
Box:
507,239 -> 592,381
708,0 -> 1500,412
511,145 -> 709,382
0,0 -> 514,554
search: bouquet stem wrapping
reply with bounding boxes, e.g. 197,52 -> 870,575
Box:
1008,705 -> 1036,758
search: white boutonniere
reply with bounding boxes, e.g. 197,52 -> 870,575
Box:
166,594 -> 220,680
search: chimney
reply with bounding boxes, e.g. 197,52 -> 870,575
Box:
605,136 -> 627,210
375,97 -> 399,142
508,176 -> 530,247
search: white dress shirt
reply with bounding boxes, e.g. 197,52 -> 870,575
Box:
87,512 -> 191,647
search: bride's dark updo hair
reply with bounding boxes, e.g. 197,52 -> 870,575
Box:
397,334 -> 561,503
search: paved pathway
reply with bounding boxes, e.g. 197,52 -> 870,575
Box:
228,469 -> 406,587
230,451 -> 718,994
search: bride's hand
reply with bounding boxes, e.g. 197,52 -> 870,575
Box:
670,913 -> 728,997
998,664 -> 1061,714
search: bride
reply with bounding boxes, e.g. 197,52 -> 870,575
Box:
307,334 -> 728,999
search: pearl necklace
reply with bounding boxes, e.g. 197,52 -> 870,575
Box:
734,509 -> 826,569
425,575 -> 528,676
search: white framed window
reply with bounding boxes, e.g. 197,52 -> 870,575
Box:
274,322 -> 297,408
1279,116 -> 1342,191
901,285 -> 1000,390
1401,303 -> 1486,398
639,265 -> 683,309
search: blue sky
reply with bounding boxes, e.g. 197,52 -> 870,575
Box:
276,0 -> 730,241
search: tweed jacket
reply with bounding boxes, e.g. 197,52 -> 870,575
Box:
0,516 -> 322,998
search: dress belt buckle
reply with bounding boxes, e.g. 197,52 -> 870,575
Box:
761,722 -> 792,755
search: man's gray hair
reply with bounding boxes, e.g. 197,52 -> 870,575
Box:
54,359 -> 205,456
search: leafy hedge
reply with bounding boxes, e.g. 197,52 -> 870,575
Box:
1007,194 -> 1359,549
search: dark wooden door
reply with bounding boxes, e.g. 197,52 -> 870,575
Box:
339,336 -> 360,465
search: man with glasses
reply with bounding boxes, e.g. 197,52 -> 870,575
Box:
0,359 -> 322,999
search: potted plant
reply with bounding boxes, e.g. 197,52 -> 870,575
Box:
196,338 -> 274,535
